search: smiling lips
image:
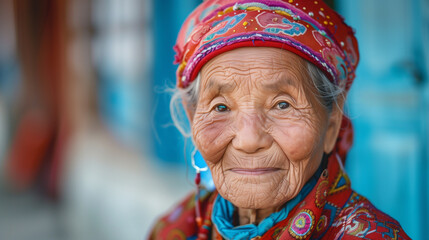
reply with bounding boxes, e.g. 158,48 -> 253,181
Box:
230,168 -> 281,175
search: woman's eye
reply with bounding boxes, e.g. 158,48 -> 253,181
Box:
276,101 -> 290,110
215,104 -> 229,112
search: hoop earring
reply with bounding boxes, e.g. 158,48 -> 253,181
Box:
192,148 -> 208,227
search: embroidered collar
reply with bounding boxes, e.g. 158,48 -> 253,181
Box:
211,160 -> 326,240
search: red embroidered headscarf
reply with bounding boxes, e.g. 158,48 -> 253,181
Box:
174,0 -> 359,162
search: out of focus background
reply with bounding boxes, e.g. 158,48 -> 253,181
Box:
0,0 -> 427,239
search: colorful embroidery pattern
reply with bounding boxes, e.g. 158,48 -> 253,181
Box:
315,180 -> 328,208
174,0 -> 360,90
289,209 -> 315,239
328,171 -> 350,195
255,12 -> 306,36
166,229 -> 187,240
316,215 -> 328,232
203,13 -> 247,43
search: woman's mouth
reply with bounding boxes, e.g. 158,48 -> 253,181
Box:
230,168 -> 281,175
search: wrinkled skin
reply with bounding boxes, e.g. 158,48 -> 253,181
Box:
186,47 -> 343,225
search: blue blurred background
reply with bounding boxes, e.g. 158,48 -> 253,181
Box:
0,0 -> 427,239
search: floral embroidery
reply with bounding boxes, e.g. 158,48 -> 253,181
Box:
316,215 -> 328,232
315,180 -> 329,208
202,13 -> 246,43
289,209 -> 315,239
255,12 -> 307,36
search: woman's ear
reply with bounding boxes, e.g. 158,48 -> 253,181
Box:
323,96 -> 345,153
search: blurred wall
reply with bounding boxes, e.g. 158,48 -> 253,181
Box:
92,0 -> 152,149
0,0 -> 19,168
339,0 -> 429,239
0,0 -> 194,240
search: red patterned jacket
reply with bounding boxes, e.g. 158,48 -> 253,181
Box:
150,154 -> 410,240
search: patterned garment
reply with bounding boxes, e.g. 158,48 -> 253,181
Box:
149,153 -> 411,240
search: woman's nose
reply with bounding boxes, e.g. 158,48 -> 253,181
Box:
232,113 -> 272,153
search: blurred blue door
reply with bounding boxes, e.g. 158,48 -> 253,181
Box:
339,0 -> 429,239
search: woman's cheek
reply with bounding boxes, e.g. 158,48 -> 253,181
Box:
192,113 -> 234,164
271,119 -> 321,163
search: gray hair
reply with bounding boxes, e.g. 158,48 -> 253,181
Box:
170,61 -> 345,136
306,62 -> 345,111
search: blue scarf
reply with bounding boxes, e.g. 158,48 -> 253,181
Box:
211,165 -> 323,240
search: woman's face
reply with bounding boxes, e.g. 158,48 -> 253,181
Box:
190,47 -> 341,210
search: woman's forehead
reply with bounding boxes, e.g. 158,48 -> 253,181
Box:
203,47 -> 304,70
200,47 -> 306,89
202,71 -> 298,93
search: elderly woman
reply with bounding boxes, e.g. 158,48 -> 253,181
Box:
150,0 -> 410,239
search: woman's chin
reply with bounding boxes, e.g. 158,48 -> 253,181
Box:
218,171 -> 296,210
